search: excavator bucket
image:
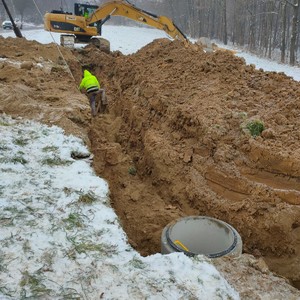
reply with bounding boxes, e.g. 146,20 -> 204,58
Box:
90,37 -> 110,53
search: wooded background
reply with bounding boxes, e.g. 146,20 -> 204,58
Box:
1,0 -> 299,65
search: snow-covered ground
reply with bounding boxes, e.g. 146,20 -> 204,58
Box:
0,25 -> 168,55
0,24 -> 299,299
236,52 -> 300,81
217,43 -> 300,82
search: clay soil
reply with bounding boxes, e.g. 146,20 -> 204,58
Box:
1,35 -> 300,292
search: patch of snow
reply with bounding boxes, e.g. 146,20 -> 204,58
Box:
234,52 -> 300,81
216,43 -> 300,81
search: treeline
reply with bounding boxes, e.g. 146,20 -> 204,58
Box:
0,0 -> 78,24
131,0 -> 300,66
1,0 -> 299,65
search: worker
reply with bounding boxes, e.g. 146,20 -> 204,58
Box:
84,9 -> 89,19
79,70 -> 107,117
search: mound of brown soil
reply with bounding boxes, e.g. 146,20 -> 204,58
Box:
81,39 -> 300,283
1,35 -> 300,296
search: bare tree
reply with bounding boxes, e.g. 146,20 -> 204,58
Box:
12,0 -> 33,23
289,0 -> 300,65
281,0 -> 288,63
220,0 -> 228,45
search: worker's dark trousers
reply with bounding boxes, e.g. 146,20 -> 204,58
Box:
87,89 -> 107,116
87,91 -> 97,117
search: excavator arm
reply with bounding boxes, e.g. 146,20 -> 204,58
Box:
87,0 -> 188,44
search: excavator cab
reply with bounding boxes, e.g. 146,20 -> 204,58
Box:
74,3 -> 103,35
74,3 -> 98,17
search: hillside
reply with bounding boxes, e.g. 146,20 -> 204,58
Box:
1,35 -> 300,298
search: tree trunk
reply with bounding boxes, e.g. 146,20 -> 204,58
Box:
222,0 -> 228,45
289,0 -> 300,65
281,1 -> 287,63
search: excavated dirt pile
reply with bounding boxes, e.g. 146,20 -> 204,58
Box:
80,39 -> 300,282
1,35 -> 300,296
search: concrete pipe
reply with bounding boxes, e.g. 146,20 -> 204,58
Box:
161,216 -> 242,258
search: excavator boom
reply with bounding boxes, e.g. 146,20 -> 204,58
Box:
87,0 -> 188,44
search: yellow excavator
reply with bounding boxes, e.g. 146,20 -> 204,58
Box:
44,0 -> 189,52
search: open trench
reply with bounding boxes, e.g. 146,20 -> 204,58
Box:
1,35 -> 300,294
67,41 -> 300,287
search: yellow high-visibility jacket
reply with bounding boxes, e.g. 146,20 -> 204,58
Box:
79,70 -> 100,93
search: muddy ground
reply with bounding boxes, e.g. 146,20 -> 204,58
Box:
1,35 -> 300,297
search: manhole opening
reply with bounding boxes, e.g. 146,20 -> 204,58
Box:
161,216 -> 243,258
